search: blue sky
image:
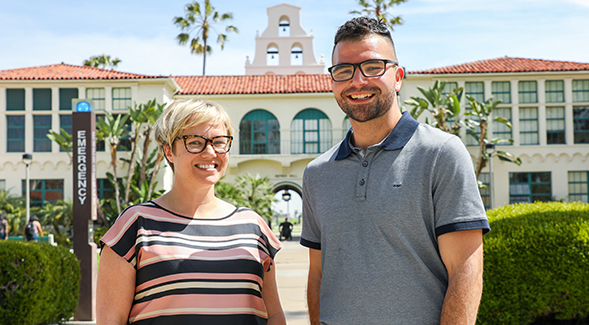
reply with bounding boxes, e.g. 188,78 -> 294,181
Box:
1,0 -> 588,76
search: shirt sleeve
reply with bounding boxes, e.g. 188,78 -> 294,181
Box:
300,166 -> 322,250
100,206 -> 140,268
432,136 -> 490,237
255,212 -> 282,271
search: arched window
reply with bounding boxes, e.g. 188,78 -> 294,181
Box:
291,45 -> 303,65
267,45 -> 279,66
291,109 -> 332,154
279,17 -> 290,37
240,109 -> 280,154
342,116 -> 352,139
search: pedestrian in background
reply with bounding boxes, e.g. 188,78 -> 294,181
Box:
24,215 -> 43,242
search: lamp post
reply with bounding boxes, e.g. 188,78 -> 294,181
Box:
282,189 -> 291,219
22,153 -> 32,224
485,143 -> 496,209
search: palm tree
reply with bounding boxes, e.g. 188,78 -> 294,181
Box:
405,83 -> 522,180
234,174 -> 276,224
464,96 -> 522,179
405,80 -> 462,135
83,55 -> 122,70
173,0 -> 238,75
350,0 -> 408,31
215,175 -> 276,224
96,112 -> 130,214
47,128 -> 73,162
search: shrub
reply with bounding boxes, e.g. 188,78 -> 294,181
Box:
0,241 -> 80,325
478,202 -> 589,325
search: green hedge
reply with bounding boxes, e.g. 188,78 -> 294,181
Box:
478,202 -> 589,325
0,241 -> 80,325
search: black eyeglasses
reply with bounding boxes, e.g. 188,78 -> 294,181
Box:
328,59 -> 398,82
175,135 -> 233,154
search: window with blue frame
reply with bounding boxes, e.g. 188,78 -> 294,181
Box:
33,88 -> 52,111
492,107 -> 512,145
491,81 -> 511,104
573,106 -> 589,143
342,116 -> 352,139
568,171 -> 588,203
239,109 -> 280,154
572,80 -> 589,102
291,109 -> 332,154
59,115 -> 72,152
6,89 -> 25,111
7,115 -> 25,152
509,172 -> 551,204
34,115 -> 52,152
86,88 -> 105,110
546,106 -> 565,144
545,80 -> 564,103
519,107 -> 538,145
112,87 -> 131,110
464,106 -> 480,146
95,114 -> 105,152
518,81 -> 538,104
478,172 -> 491,209
465,82 -> 484,102
441,82 -> 458,96
59,88 -> 78,110
97,178 -> 115,200
464,82 -> 484,146
22,179 -> 64,207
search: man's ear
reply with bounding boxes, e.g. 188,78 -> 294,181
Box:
395,66 -> 404,92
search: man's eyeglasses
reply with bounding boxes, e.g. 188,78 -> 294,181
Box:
328,59 -> 398,82
175,135 -> 233,154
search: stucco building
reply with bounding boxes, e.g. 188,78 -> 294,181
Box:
1,4 -> 588,212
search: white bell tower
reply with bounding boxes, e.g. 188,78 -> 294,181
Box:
245,3 -> 325,75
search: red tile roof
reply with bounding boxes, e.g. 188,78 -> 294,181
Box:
409,57 -> 589,74
173,74 -> 333,95
0,63 -> 165,80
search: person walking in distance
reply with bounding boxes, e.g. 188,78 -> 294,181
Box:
301,17 -> 489,325
24,215 -> 43,242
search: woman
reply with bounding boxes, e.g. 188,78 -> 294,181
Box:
97,99 -> 285,325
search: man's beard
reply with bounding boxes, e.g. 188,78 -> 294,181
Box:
336,87 -> 394,122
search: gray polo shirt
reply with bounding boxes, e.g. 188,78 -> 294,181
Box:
301,112 -> 489,324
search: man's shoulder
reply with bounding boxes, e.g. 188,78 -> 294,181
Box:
307,141 -> 344,168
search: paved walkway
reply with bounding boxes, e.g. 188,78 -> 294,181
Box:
275,238 -> 310,325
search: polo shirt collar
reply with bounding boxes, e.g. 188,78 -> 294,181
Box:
335,111 -> 419,160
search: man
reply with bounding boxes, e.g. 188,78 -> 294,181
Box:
279,218 -> 293,240
300,17 -> 489,325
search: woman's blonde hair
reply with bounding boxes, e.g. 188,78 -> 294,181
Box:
154,99 -> 234,171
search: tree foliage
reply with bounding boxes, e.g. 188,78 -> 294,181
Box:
83,55 -> 121,70
350,0 -> 408,31
173,0 -> 238,75
404,81 -> 522,180
215,174 -> 276,224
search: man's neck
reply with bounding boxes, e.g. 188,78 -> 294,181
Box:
350,109 -> 402,150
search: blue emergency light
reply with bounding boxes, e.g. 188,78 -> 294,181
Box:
76,101 -> 92,112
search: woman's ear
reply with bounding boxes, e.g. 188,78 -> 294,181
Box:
163,145 -> 174,164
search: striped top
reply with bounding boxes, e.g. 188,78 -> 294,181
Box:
101,201 -> 282,325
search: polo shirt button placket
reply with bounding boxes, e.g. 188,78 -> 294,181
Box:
359,179 -> 365,186
362,161 -> 368,167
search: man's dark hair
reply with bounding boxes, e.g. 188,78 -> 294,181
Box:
334,16 -> 394,48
